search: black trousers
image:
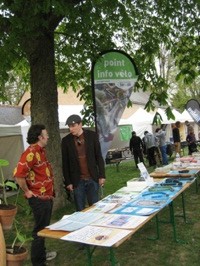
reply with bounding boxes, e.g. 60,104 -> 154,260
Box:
147,147 -> 156,166
132,149 -> 144,167
28,197 -> 53,266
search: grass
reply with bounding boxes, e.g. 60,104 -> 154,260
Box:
4,154 -> 200,266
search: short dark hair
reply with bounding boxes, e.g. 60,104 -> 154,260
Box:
175,121 -> 180,127
27,124 -> 46,144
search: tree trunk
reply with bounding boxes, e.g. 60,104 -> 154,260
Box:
25,31 -> 66,210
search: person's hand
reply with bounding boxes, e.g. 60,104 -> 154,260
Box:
67,184 -> 73,191
24,190 -> 35,198
99,178 -> 105,187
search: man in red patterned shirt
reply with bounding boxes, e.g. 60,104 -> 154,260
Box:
14,124 -> 56,266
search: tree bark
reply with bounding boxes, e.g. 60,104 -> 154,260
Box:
25,31 -> 66,210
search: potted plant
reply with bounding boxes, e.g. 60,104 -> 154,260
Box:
6,220 -> 33,266
0,159 -> 18,230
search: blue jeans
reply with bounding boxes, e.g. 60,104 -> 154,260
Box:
160,145 -> 168,165
28,197 -> 53,266
73,179 -> 99,211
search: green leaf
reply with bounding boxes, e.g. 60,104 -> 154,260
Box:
5,180 -> 18,190
0,159 -> 9,167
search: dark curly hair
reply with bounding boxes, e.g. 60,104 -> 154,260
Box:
27,124 -> 46,144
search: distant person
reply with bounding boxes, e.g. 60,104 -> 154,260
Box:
186,131 -> 197,155
129,131 -> 145,168
143,131 -> 156,167
61,114 -> 106,211
154,132 -> 162,166
14,124 -> 56,266
185,120 -> 194,134
155,128 -> 168,165
172,121 -> 181,155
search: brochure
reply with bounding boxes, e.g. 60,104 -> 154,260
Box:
137,162 -> 154,185
110,205 -> 160,216
46,212 -> 104,231
97,193 -> 134,205
61,225 -> 132,247
85,203 -> 118,213
126,180 -> 149,191
92,213 -> 149,229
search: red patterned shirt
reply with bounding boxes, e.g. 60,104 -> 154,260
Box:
13,144 -> 54,200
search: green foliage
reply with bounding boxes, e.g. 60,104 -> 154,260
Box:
8,220 -> 33,252
1,0 -> 199,111
0,159 -> 18,205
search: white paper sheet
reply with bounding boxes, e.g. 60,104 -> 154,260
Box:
46,212 -> 104,231
92,213 -> 148,229
61,225 -> 132,247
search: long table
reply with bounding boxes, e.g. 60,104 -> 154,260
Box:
38,171 -> 199,266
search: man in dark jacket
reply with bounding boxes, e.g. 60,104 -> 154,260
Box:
61,114 -> 106,211
129,131 -> 144,168
172,121 -> 181,155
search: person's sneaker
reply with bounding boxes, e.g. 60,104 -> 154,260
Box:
46,251 -> 57,261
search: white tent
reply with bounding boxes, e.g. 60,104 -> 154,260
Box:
0,124 -> 29,180
119,107 -> 154,139
181,109 -> 194,122
126,107 -> 154,124
155,108 -> 183,124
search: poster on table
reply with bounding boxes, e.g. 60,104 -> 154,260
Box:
186,99 -> 200,125
92,50 -> 139,159
61,225 -> 132,247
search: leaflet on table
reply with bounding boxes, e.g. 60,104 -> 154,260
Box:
91,213 -> 149,229
85,202 -> 118,213
46,212 -> 104,231
187,163 -> 200,169
137,162 -> 154,186
126,180 -> 149,191
97,192 -> 138,205
145,182 -> 182,196
167,169 -> 198,176
126,198 -> 170,208
113,190 -> 140,199
139,189 -> 177,201
109,205 -> 160,216
116,186 -> 142,193
61,225 -> 132,247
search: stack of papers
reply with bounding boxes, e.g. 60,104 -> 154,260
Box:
46,212 -> 104,231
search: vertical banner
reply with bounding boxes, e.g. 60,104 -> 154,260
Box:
92,50 -> 139,159
186,99 -> 200,125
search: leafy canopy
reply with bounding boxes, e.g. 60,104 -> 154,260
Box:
0,0 -> 199,115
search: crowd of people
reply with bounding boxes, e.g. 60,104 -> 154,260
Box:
129,120 -> 199,168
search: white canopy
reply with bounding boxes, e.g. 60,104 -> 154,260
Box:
181,109 -> 194,122
126,107 -> 154,124
155,108 -> 183,124
0,124 -> 25,179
